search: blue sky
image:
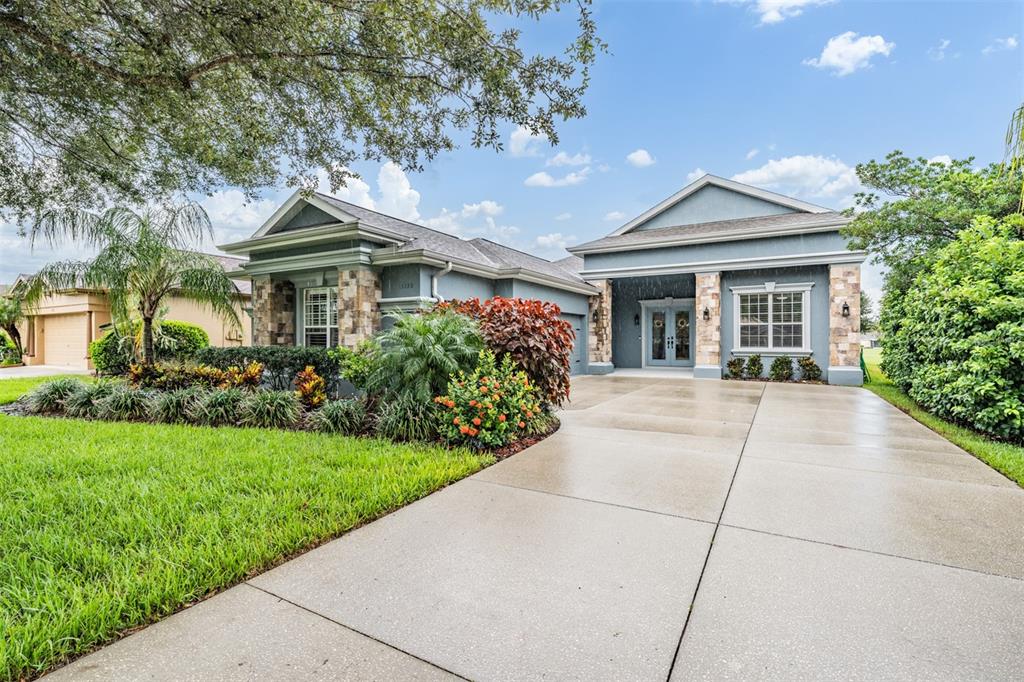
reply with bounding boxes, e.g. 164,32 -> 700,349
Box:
4,0 -> 1023,301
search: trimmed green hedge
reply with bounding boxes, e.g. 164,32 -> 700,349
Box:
193,345 -> 340,391
882,215 -> 1024,441
89,320 -> 210,375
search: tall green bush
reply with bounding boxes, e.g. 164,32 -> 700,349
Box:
883,215 -> 1024,441
90,320 -> 210,375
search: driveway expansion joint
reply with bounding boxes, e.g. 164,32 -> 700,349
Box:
242,583 -> 471,681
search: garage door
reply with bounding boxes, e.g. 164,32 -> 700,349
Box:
42,313 -> 87,368
561,314 -> 585,375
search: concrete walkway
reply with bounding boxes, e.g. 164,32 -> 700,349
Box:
49,377 -> 1024,680
0,364 -> 90,378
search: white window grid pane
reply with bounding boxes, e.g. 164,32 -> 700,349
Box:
737,289 -> 806,350
304,288 -> 339,347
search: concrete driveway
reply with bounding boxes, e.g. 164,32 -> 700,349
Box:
49,376 -> 1024,680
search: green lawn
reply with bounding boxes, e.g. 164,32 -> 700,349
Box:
0,414 -> 492,680
0,374 -> 94,405
862,347 -> 1024,487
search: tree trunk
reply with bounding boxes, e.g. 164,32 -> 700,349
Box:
2,324 -> 22,358
142,316 -> 155,365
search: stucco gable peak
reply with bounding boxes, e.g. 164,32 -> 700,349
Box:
609,174 -> 833,237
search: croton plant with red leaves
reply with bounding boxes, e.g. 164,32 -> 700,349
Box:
435,296 -> 575,406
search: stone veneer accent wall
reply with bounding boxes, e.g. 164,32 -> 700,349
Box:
252,276 -> 296,346
828,263 -> 861,366
587,279 -> 613,364
695,272 -> 722,368
338,266 -> 381,348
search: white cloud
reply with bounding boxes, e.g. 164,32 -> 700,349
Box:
625,149 -> 656,168
554,212 -> 573,221
983,36 -> 1018,54
202,189 -> 278,232
534,232 -> 577,251
732,154 -> 860,201
804,31 -> 894,76
317,169 -> 375,210
686,167 -> 708,183
547,151 -> 591,167
739,0 -> 835,25
460,200 -> 503,218
928,38 -> 951,61
604,211 -> 627,222
374,162 -> 421,221
523,167 -> 592,188
508,125 -> 546,157
745,148 -> 760,160
928,155 -> 953,165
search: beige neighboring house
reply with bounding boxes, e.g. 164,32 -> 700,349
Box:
12,254 -> 252,370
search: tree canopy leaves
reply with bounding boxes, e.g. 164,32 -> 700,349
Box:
0,0 -> 600,218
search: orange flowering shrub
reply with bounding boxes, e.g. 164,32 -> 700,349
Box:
435,350 -> 542,449
293,365 -> 326,409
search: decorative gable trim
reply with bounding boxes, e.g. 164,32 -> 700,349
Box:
611,174 -> 832,236
251,189 -> 362,239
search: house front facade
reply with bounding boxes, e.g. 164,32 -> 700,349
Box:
224,173 -> 865,385
220,192 -> 598,374
568,174 -> 865,385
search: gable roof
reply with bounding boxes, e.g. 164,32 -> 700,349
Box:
570,211 -> 850,255
220,190 -> 596,295
610,174 -> 832,236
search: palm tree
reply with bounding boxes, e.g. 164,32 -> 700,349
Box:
24,203 -> 240,365
1005,102 -> 1024,209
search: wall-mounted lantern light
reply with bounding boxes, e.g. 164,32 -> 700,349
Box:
592,309 -> 600,324
702,306 -> 710,321
633,313 -> 640,326
841,301 -> 850,317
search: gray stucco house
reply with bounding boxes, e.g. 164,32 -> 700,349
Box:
221,173 -> 865,385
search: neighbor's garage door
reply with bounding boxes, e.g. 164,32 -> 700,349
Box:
561,314 -> 585,375
42,313 -> 87,368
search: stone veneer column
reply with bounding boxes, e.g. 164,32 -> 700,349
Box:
251,275 -> 296,346
338,266 -> 381,348
694,272 -> 723,379
828,263 -> 863,386
587,279 -> 614,374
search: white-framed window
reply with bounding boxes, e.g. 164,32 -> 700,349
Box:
732,283 -> 811,352
303,287 -> 338,347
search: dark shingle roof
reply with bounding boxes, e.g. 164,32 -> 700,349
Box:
314,193 -> 589,287
572,211 -> 850,253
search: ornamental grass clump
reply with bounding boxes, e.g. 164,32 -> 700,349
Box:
97,386 -> 154,421
64,382 -> 116,419
153,387 -> 204,424
435,349 -> 542,449
307,398 -> 367,435
375,396 -> 439,442
25,377 -> 85,414
239,390 -> 301,429
188,387 -> 244,426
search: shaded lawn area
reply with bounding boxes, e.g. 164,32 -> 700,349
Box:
862,347 -> 1024,487
0,415 -> 492,680
0,374 -> 93,405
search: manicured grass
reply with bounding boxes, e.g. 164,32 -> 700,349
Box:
0,416 -> 492,679
0,374 -> 93,405
862,347 -> 1024,487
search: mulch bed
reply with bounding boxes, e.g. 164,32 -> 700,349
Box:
490,415 -> 561,460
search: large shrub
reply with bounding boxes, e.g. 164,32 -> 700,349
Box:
882,215 -> 1024,441
90,320 -> 210,375
435,349 -> 542,449
365,310 -> 482,403
194,345 -> 339,391
436,297 -> 574,406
